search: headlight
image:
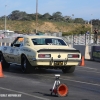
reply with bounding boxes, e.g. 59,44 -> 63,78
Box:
68,54 -> 79,58
38,54 -> 51,58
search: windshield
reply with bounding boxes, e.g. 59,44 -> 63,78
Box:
32,38 -> 67,46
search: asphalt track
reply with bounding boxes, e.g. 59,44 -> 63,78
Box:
0,60 -> 100,100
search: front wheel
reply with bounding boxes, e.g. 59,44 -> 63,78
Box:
62,66 -> 75,73
0,52 -> 10,69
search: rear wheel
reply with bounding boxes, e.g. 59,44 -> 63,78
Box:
62,66 -> 75,73
21,55 -> 35,73
0,52 -> 10,69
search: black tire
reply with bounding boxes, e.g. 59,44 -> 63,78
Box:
62,66 -> 75,73
21,55 -> 34,73
0,52 -> 10,69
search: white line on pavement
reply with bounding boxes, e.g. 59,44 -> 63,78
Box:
77,66 -> 97,70
60,77 -> 100,87
0,87 -> 50,100
36,74 -> 100,87
76,69 -> 100,74
5,72 -> 100,88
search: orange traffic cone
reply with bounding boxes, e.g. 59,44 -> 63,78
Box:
57,84 -> 68,97
80,56 -> 85,66
0,62 -> 4,78
50,84 -> 68,97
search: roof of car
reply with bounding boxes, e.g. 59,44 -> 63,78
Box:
19,35 -> 63,39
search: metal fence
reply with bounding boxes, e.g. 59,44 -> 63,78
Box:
0,32 -> 100,46
62,34 -> 100,46
0,33 -> 23,46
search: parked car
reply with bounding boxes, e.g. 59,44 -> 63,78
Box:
0,35 -> 81,73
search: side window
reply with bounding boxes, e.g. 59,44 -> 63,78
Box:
52,39 -> 60,45
32,39 -> 45,45
13,37 -> 24,47
16,38 -> 24,44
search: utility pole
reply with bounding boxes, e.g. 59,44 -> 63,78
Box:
72,14 -> 74,23
36,0 -> 38,33
91,14 -> 93,33
5,5 -> 7,32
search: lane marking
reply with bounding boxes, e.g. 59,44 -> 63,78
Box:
5,72 -> 100,87
0,87 -> 50,100
35,74 -> 100,87
76,69 -> 100,74
77,66 -> 97,70
4,70 -> 100,89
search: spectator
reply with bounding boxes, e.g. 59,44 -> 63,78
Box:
86,31 -> 90,35
93,28 -> 98,44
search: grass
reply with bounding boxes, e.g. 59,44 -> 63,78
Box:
0,20 -> 91,35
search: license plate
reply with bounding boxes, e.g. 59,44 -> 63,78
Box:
54,61 -> 63,66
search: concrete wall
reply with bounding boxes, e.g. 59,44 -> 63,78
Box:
73,45 -> 92,60
73,45 -> 85,56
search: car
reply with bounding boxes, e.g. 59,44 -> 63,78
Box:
0,35 -> 81,73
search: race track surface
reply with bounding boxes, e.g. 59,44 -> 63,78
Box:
0,60 -> 100,100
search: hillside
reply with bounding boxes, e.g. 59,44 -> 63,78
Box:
0,20 -> 91,35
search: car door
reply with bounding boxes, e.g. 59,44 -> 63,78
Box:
12,46 -> 20,64
8,46 -> 16,63
11,37 -> 24,64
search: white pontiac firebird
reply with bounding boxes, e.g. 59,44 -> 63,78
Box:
0,35 -> 81,73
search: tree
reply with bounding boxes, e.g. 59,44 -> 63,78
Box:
0,16 -> 5,20
8,10 -> 28,20
35,13 -> 42,19
52,11 -> 63,21
27,14 -> 36,20
90,19 -> 100,29
92,19 -> 100,26
42,13 -> 51,20
74,18 -> 85,23
63,16 -> 72,22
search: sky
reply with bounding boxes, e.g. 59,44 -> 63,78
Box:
0,0 -> 100,21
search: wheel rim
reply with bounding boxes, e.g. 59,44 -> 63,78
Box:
23,59 -> 26,69
22,58 -> 27,72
